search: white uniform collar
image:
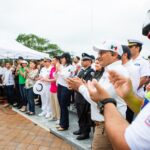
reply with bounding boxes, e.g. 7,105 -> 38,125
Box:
123,60 -> 132,67
105,60 -> 122,70
132,54 -> 141,62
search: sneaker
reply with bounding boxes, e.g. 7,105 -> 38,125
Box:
56,124 -> 61,128
55,120 -> 60,125
38,111 -> 46,117
48,117 -> 57,121
19,106 -> 27,112
45,113 -> 51,119
3,103 -> 9,107
13,103 -> 18,107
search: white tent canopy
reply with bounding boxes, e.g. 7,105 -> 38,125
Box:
0,40 -> 49,59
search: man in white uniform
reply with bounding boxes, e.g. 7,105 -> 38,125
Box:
121,45 -> 140,123
38,58 -> 52,118
128,39 -> 150,98
67,41 -> 129,150
86,70 -> 150,150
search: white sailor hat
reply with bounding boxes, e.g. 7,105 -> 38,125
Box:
128,39 -> 143,47
93,40 -> 123,56
33,81 -> 46,95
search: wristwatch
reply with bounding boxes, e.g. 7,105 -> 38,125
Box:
97,98 -> 117,115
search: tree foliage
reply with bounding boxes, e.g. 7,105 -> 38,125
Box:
16,33 -> 64,56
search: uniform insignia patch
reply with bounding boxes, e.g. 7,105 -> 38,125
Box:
145,115 -> 150,126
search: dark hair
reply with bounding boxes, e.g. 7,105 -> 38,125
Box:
18,56 -> 24,60
110,51 -> 121,60
30,60 -> 38,69
130,44 -> 142,52
53,55 -> 61,63
76,56 -> 80,61
137,44 -> 142,52
61,52 -> 72,65
122,45 -> 131,60
5,62 -> 12,65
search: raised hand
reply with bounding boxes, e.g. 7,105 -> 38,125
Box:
108,70 -> 134,99
86,79 -> 110,102
66,77 -> 84,91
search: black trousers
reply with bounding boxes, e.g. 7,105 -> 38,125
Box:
126,106 -> 134,123
5,85 -> 14,105
76,101 -> 92,135
14,83 -> 21,105
19,84 -> 27,106
57,84 -> 71,129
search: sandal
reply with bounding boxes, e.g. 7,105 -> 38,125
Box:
28,112 -> 35,115
57,127 -> 68,131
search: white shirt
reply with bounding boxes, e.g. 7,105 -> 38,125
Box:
125,103 -> 150,150
131,55 -> 150,98
3,68 -> 15,86
39,66 -> 52,86
123,60 -> 140,94
57,64 -> 75,87
0,67 -> 7,76
79,60 -> 129,122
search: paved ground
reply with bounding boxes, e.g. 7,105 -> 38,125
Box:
0,105 -> 76,150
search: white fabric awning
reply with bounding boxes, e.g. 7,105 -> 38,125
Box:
0,40 -> 49,59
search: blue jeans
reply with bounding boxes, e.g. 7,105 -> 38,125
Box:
57,84 -> 71,129
5,85 -> 14,105
26,88 -> 35,113
19,84 -> 27,106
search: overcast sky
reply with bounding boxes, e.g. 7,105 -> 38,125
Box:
0,0 -> 150,56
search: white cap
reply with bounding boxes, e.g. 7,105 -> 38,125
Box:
93,40 -> 123,56
20,60 -> 28,64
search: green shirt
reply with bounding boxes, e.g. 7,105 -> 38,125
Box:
18,67 -> 26,84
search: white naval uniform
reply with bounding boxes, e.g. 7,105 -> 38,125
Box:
39,66 -> 52,115
125,102 -> 150,150
78,60 -> 129,122
123,60 -> 140,94
131,55 -> 150,98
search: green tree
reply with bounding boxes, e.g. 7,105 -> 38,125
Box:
16,33 -> 64,56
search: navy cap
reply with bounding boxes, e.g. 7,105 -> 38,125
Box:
82,53 -> 95,60
128,39 -> 143,47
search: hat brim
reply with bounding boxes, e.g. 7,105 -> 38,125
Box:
82,57 -> 92,61
21,61 -> 28,64
128,43 -> 138,47
93,46 -> 109,52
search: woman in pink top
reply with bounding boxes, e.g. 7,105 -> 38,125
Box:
44,56 -> 60,123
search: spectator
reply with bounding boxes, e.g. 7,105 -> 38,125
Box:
38,58 -> 52,119
67,41 -> 129,149
121,45 -> 140,123
44,56 -> 60,123
72,53 -> 95,140
2,62 -> 15,107
25,60 -> 39,115
87,70 -> 150,150
56,52 -> 75,131
128,39 -> 150,98
17,60 -> 28,112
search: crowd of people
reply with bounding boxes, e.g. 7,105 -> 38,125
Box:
0,39 -> 150,150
